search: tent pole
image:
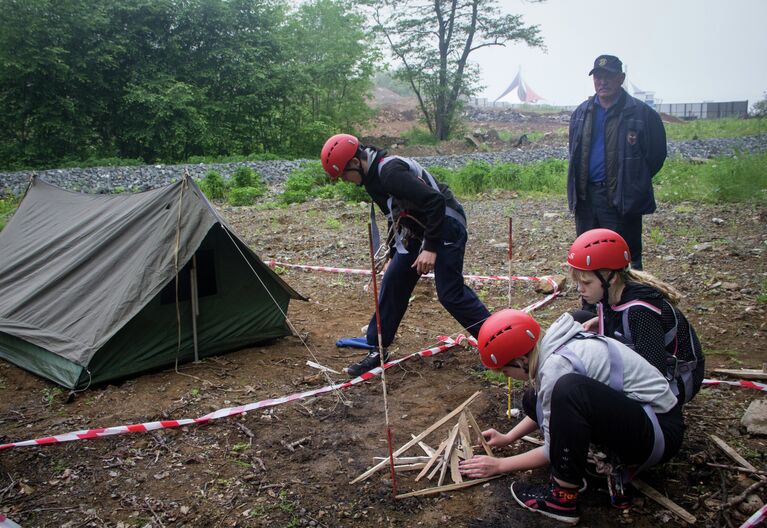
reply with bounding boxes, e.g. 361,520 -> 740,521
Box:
191,254 -> 200,362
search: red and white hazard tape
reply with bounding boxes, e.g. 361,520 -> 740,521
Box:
264,260 -> 561,313
0,336 -> 473,451
740,504 -> 767,528
265,260 -> 557,285
702,379 -> 767,392
0,514 -> 21,528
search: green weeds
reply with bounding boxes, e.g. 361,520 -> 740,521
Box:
0,195 -> 21,232
401,127 -> 439,146
429,159 -> 567,196
42,386 -> 64,406
664,117 -> 767,140
655,153 -> 767,205
197,166 -> 267,206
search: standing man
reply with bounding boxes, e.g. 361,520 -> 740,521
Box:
320,134 -> 490,376
567,54 -> 667,270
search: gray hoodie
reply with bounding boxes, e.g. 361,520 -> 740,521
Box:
535,313 -> 677,460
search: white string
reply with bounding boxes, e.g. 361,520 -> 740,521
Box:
216,222 -> 348,405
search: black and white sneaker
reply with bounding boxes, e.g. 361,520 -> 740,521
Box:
346,350 -> 389,377
511,480 -> 580,525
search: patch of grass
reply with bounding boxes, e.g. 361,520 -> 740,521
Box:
655,153 -> 767,205
649,227 -> 666,245
402,127 -> 439,146
231,442 -> 250,452
672,204 -> 696,214
280,161 -> 368,205
706,349 -> 744,366
42,386 -> 64,406
59,157 -> 145,169
325,217 -> 341,230
429,159 -> 567,196
227,187 -> 265,206
51,459 -> 67,474
664,117 -> 767,140
186,152 -> 286,164
757,278 -> 767,304
0,195 -> 21,232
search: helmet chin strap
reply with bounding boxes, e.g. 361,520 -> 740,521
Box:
594,270 -> 617,306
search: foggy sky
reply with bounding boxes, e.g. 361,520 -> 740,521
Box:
472,0 -> 767,108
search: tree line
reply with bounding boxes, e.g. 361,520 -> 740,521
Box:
0,0 -> 377,169
0,0 -> 543,171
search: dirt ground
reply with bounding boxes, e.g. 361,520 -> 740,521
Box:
1,98 -> 766,528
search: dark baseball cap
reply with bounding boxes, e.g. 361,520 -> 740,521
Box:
589,55 -> 623,75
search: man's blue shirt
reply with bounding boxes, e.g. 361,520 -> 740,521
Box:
588,97 -> 608,183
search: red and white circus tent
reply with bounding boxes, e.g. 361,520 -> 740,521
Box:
495,67 -> 544,103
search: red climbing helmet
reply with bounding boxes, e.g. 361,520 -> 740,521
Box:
567,228 -> 631,271
478,309 -> 541,368
320,134 -> 360,179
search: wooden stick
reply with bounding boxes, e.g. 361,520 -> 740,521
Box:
465,409 -> 493,456
351,391 -> 481,483
439,423 -> 461,487
411,436 -> 436,457
395,475 -> 502,499
374,456 -> 431,464
706,463 -> 767,476
458,412 -> 473,461
632,479 -> 697,525
450,447 -> 463,484
709,434 -> 765,481
711,368 -> 767,381
722,478 -> 767,509
415,439 -> 448,482
426,459 -> 444,480
393,463 -> 427,472
521,435 -> 544,446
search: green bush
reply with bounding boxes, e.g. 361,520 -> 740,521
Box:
231,166 -> 258,188
199,171 -> 226,200
227,187 -> 265,206
280,162 -> 329,204
331,181 -> 369,202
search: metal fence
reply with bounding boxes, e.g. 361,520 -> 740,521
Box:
654,101 -> 748,119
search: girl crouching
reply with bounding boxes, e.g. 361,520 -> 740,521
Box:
459,309 -> 684,525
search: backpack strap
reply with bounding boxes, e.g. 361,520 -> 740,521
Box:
612,299 -> 701,403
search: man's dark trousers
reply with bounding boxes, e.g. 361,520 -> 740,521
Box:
575,181 -> 644,270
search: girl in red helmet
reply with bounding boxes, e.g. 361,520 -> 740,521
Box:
320,134 -> 490,376
568,228 -> 705,405
459,309 -> 684,525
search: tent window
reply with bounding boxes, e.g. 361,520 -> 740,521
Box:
160,250 -> 217,304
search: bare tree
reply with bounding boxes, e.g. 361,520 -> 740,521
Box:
366,0 -> 545,140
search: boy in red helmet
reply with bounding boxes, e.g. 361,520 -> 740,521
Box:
567,228 -> 705,405
320,134 -> 490,376
459,309 -> 684,525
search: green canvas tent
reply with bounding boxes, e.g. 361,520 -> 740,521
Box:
0,176 -> 304,389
